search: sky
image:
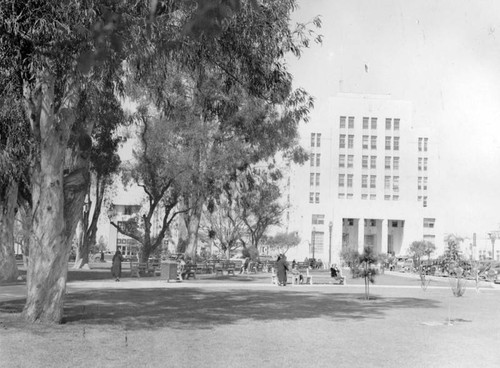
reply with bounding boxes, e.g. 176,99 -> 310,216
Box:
286,0 -> 500,238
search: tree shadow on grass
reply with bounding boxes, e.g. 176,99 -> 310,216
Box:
0,288 -> 441,330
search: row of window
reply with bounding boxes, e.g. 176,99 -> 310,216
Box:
310,133 -> 322,147
310,153 -> 321,167
418,157 -> 428,171
418,137 -> 428,152
417,177 -> 428,190
338,193 -> 401,201
310,173 -> 320,186
339,135 -> 400,150
338,174 -> 400,190
309,192 -> 320,204
339,155 -> 400,170
343,219 -> 403,227
418,196 -> 428,207
339,116 -> 401,130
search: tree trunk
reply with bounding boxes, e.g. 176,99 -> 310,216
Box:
22,71 -> 80,324
73,219 -> 85,269
0,180 -> 19,282
185,198 -> 203,259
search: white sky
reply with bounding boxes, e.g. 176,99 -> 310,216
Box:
287,0 -> 500,238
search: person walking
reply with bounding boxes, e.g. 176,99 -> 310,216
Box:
276,254 -> 289,286
111,250 -> 124,282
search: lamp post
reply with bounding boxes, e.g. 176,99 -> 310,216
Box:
312,226 -> 316,260
329,221 -> 333,267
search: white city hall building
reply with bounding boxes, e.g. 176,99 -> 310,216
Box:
286,93 -> 442,264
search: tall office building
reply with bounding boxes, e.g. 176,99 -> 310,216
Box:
287,93 -> 441,264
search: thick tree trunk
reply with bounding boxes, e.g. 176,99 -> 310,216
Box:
22,71 -> 80,324
0,180 -> 19,282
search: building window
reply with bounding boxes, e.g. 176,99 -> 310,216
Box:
309,192 -> 314,203
316,154 -> 321,166
348,135 -> 354,149
347,155 -> 354,168
423,196 -> 427,207
418,157 -> 422,171
418,176 -> 422,190
418,137 -> 422,152
340,116 -> 346,129
311,231 -> 324,253
338,193 -> 345,199
371,136 -> 377,149
339,134 -> 346,149
385,118 -> 391,130
347,193 -> 354,199
362,194 -> 368,200
394,118 -> 400,130
385,156 -> 391,169
312,214 -> 325,225
339,154 -> 345,168
384,195 -> 391,200
384,176 -> 391,189
124,206 -> 133,215
424,138 -> 428,152
362,155 -> 368,169
370,156 -> 376,169
310,173 -> 315,186
347,174 -> 353,188
310,153 -> 315,167
371,117 -> 377,130
370,175 -> 376,188
348,116 -> 354,129
311,133 -> 316,147
316,173 -> 320,186
393,195 -> 399,201
362,175 -> 368,188
362,135 -> 369,149
363,117 -> 369,129
339,174 -> 345,187
393,136 -> 400,151
316,133 -> 321,147
315,192 -> 320,204
385,136 -> 391,150
423,176 -> 428,190
418,195 -> 422,202
423,157 -> 428,171
393,176 -> 399,191
423,218 -> 435,228
393,157 -> 399,170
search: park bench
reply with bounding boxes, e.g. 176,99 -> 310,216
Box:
226,262 -> 236,275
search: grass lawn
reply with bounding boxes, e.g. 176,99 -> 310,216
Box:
1,267 -> 499,368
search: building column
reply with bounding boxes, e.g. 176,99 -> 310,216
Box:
357,218 -> 364,253
381,219 -> 388,254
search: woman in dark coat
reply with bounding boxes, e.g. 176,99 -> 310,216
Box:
276,254 -> 289,286
111,250 -> 124,281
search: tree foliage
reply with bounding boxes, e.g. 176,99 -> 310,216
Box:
265,231 -> 300,255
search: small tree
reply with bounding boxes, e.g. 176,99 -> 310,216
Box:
266,232 -> 300,256
359,246 -> 377,300
340,248 -> 360,278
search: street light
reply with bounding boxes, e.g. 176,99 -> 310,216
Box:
312,226 -> 316,260
329,221 -> 333,267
